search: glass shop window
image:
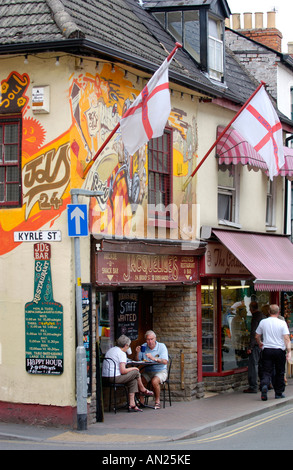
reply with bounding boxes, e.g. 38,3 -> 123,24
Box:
201,279 -> 270,374
201,279 -> 218,372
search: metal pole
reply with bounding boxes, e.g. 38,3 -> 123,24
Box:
71,191 -> 87,430
70,189 -> 103,431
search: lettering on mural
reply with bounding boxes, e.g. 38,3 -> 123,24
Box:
0,72 -> 29,113
23,143 -> 70,219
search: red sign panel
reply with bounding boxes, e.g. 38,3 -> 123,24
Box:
96,252 -> 199,285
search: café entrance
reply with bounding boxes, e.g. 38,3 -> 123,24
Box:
97,288 -> 153,359
91,236 -> 206,421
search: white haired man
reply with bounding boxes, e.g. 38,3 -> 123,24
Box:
135,330 -> 168,409
255,304 -> 291,401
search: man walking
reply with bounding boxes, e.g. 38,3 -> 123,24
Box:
243,301 -> 265,394
255,304 -> 291,401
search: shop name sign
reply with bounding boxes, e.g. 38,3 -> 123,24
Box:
96,252 -> 199,284
14,230 -> 61,242
205,243 -> 250,275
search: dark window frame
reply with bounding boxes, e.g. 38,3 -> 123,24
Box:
0,115 -> 22,208
148,127 -> 174,227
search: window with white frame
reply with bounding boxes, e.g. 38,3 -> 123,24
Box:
208,17 -> 224,80
266,178 -> 276,228
218,164 -> 239,224
153,9 -> 224,81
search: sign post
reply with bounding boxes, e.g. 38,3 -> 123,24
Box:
69,189 -> 103,431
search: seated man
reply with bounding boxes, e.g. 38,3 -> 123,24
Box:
135,330 -> 168,409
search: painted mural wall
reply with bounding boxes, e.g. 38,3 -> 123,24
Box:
0,56 -> 198,406
1,60 -> 198,256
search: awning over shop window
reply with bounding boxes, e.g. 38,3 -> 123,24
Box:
213,229 -> 293,292
216,126 -> 293,178
279,146 -> 293,180
216,126 -> 267,171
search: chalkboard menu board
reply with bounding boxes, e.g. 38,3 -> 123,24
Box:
25,243 -> 63,375
116,292 -> 139,340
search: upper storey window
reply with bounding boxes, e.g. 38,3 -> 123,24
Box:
154,10 -> 200,63
208,17 -> 223,80
150,0 -> 228,82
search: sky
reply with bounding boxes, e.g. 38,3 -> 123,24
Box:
227,0 -> 293,53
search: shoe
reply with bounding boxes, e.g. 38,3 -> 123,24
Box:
139,389 -> 154,397
261,385 -> 268,401
154,402 -> 161,410
275,394 -> 285,399
243,388 -> 257,394
128,405 -> 143,412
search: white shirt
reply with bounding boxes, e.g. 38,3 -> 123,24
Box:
102,346 -> 126,377
256,317 -> 290,350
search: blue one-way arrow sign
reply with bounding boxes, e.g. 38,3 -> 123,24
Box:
67,204 -> 88,237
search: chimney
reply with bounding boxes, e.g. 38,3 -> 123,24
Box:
267,11 -> 276,28
243,13 -> 252,30
255,12 -> 263,29
288,42 -> 293,57
237,11 -> 282,53
232,13 -> 241,30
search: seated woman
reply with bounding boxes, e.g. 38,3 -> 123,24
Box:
102,334 -> 153,412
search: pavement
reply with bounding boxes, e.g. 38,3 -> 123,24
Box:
1,378 -> 293,447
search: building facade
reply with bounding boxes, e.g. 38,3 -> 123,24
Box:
1,0 -> 293,427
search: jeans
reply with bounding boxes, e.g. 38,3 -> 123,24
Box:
260,348 -> 286,395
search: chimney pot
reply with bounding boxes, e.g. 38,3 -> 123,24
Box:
288,42 -> 293,55
255,12 -> 263,29
232,13 -> 241,30
267,11 -> 276,28
243,12 -> 252,29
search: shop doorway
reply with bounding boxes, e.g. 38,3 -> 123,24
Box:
97,289 -> 153,354
96,288 -> 153,420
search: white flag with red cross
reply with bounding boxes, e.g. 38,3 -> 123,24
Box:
120,56 -> 174,156
232,85 -> 284,180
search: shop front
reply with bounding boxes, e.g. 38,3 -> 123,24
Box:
91,237 -> 206,419
200,229 -> 293,392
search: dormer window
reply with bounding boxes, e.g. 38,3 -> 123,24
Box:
208,17 -> 224,80
154,10 -> 200,62
147,1 -> 230,82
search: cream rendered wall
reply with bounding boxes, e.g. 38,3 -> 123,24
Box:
196,101 -> 228,227
196,101 -> 285,234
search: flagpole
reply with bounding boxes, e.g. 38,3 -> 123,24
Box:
182,81 -> 266,191
83,122 -> 120,178
82,43 -> 182,178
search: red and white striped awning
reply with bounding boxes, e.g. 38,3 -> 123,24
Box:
279,146 -> 293,180
216,126 -> 293,178
216,126 -> 267,170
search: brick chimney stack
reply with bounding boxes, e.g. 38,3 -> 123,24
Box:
230,11 -> 283,53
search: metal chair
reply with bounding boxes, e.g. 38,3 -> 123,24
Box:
102,357 -> 129,413
162,355 -> 172,408
145,354 -> 172,408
